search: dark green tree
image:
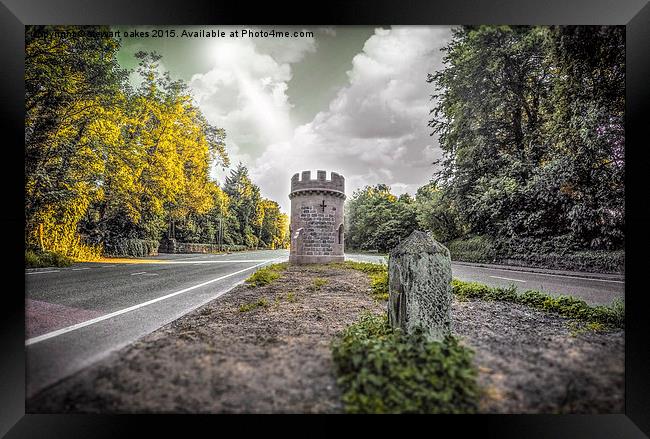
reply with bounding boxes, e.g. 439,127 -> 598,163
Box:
345,185 -> 418,252
428,25 -> 624,252
222,163 -> 262,247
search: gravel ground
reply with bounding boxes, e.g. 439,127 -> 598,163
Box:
27,265 -> 624,413
452,299 -> 624,413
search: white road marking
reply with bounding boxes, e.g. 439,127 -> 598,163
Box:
25,258 -> 282,346
143,273 -> 159,276
26,270 -> 59,275
489,275 -> 527,283
130,272 -> 147,276
461,265 -> 624,284
101,265 -> 116,268
72,268 -> 91,271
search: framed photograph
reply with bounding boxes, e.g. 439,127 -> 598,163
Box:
2,0 -> 649,436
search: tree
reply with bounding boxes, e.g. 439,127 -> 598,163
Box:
345,185 -> 418,252
223,163 -> 262,247
25,25 -> 127,257
545,26 -> 625,249
82,51 -> 230,247
25,33 -> 244,258
414,183 -> 465,242
428,25 -> 625,252
258,199 -> 290,249
172,182 -> 231,243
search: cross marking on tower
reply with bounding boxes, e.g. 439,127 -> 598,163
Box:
319,199 -> 328,212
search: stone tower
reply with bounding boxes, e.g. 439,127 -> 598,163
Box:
289,170 -> 346,264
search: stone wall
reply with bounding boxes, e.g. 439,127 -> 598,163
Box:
297,202 -> 336,254
159,239 -> 223,254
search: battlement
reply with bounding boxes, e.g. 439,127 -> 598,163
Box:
290,170 -> 345,195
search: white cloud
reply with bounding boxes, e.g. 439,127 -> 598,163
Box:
187,32 -> 317,176
248,26 -> 453,212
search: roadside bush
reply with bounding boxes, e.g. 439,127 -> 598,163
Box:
445,235 -> 496,263
331,312 -> 480,414
446,234 -> 624,273
452,279 -> 625,329
27,204 -> 102,262
104,238 -> 159,257
495,235 -> 580,255
245,263 -> 288,287
501,250 -> 624,274
451,279 -> 518,302
25,249 -> 74,268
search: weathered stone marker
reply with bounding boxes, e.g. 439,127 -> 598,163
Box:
388,230 -> 452,341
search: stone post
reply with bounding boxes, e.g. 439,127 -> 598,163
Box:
388,230 -> 452,341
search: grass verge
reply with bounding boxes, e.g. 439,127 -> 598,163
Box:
25,249 -> 74,268
331,312 -> 480,413
331,261 -> 388,301
452,279 -> 624,329
245,262 -> 288,287
238,298 -> 269,312
333,261 -> 623,328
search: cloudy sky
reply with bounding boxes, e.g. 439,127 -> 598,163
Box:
116,26 -> 454,212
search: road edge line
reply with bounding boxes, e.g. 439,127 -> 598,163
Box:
25,258 -> 283,346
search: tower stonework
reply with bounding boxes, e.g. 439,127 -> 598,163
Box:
289,170 -> 345,264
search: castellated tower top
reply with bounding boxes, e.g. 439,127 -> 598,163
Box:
289,170 -> 345,199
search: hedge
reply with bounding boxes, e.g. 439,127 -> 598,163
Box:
501,250 -> 624,274
25,249 -> 74,268
445,236 -> 624,274
445,235 -> 497,263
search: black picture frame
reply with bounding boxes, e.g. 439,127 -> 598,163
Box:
2,0 -> 649,436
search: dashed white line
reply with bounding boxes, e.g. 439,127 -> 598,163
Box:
26,270 -> 59,275
489,275 -> 527,283
72,268 -> 91,271
130,272 -> 147,276
25,258 -> 282,346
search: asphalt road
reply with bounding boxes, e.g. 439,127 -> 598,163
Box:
25,249 -> 288,399
344,253 -> 624,306
25,249 -> 623,400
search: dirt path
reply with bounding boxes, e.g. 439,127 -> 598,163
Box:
27,265 -> 624,413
